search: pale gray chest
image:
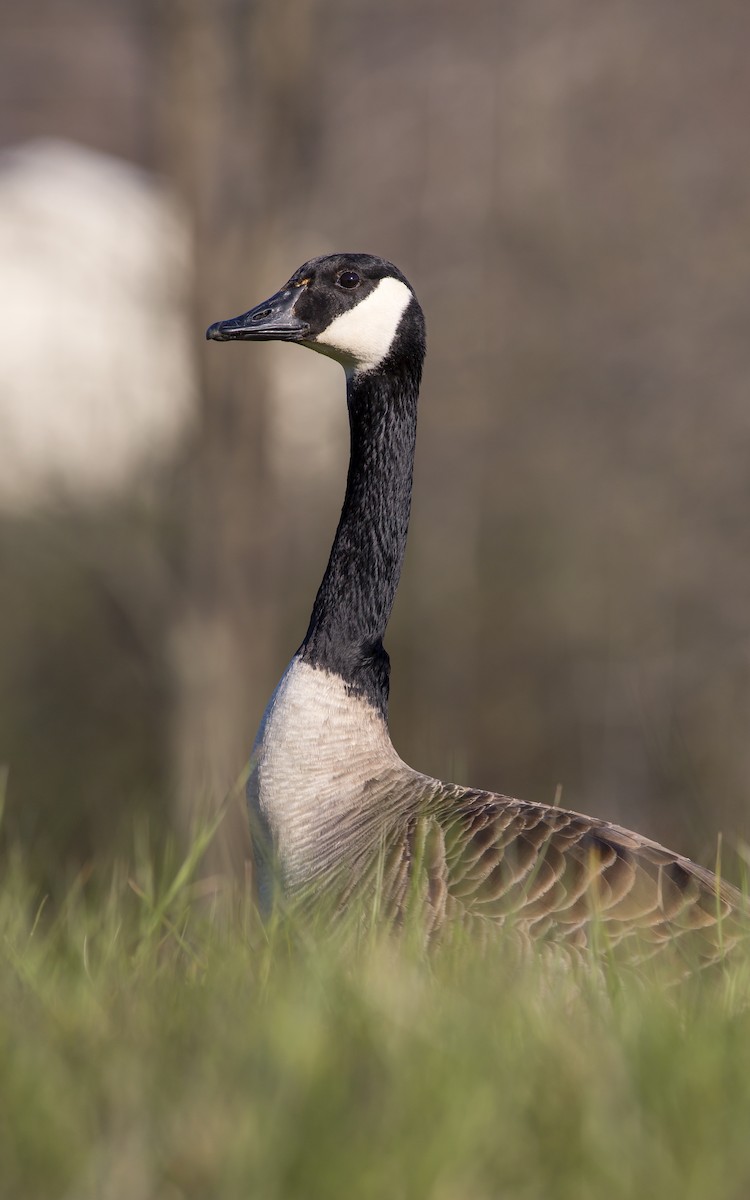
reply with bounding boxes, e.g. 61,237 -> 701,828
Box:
248,658 -> 405,893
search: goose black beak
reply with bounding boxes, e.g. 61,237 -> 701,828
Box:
206,288 -> 310,343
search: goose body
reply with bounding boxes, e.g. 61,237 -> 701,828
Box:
207,253 -> 744,961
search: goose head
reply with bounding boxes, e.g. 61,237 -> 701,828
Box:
206,252 -> 425,375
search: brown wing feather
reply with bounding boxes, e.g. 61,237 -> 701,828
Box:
325,773 -> 746,966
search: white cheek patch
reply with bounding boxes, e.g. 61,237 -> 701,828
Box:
313,277 -> 412,373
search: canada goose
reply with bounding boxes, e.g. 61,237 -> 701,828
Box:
207,252 -> 744,962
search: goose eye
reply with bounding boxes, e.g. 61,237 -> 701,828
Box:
338,270 -> 361,289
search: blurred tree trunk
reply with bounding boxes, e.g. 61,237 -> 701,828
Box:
153,0 -> 321,875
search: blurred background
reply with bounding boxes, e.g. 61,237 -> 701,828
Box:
2,0 -> 749,889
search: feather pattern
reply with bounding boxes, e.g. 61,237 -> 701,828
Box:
306,767 -> 745,965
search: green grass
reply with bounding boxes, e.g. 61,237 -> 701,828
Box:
2,828 -> 750,1200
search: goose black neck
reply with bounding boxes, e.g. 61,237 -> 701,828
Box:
300,356 -> 422,715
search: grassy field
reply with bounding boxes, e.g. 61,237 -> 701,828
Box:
3,815 -> 750,1200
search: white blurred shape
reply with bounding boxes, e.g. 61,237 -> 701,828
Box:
0,139 -> 195,510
